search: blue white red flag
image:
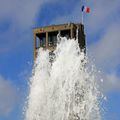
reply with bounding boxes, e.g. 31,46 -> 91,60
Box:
81,6 -> 90,13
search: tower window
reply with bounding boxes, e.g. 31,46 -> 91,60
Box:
48,31 -> 58,47
37,33 -> 46,47
36,36 -> 40,49
61,30 -> 70,39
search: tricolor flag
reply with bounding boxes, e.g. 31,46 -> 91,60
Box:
81,6 -> 90,13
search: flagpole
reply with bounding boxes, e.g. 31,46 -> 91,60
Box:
81,0 -> 84,25
82,12 -> 84,25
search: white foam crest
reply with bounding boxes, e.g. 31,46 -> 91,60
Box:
25,37 -> 102,120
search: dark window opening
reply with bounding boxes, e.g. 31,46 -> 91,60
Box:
36,37 -> 40,49
37,33 -> 46,47
73,29 -> 77,39
61,30 -> 70,39
48,31 -> 58,47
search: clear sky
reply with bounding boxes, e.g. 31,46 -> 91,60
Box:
0,0 -> 120,120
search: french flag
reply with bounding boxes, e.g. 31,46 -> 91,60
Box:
82,6 -> 90,13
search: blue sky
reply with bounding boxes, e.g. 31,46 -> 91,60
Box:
0,0 -> 120,119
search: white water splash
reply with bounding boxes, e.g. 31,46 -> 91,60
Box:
25,37 -> 103,120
